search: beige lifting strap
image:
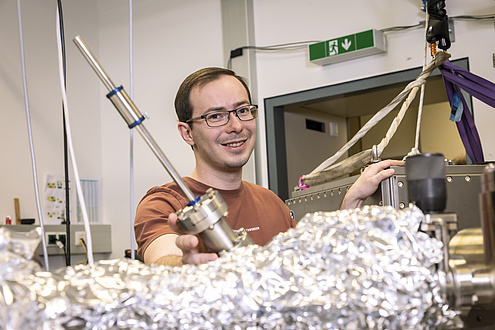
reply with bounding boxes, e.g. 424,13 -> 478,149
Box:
300,51 -> 451,189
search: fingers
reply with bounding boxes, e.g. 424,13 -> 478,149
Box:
182,252 -> 218,265
168,213 -> 184,235
342,159 -> 404,210
372,168 -> 395,183
175,234 -> 199,250
175,233 -> 218,265
380,159 -> 405,167
366,160 -> 403,184
366,159 -> 405,175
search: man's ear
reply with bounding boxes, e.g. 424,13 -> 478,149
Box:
177,122 -> 195,147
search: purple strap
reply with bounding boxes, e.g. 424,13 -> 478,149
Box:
441,73 -> 483,163
439,60 -> 495,163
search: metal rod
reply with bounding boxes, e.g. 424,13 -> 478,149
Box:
73,35 -> 196,202
73,35 -> 116,92
135,125 -> 196,201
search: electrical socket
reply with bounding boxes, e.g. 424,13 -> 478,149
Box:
75,231 -> 86,246
45,232 -> 66,246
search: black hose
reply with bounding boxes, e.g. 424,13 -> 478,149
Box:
57,0 -> 71,267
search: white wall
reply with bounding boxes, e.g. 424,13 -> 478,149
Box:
96,0 -> 224,259
2,0 -> 494,262
1,0 -> 225,261
1,1 -> 100,228
285,109 -> 347,189
361,102 -> 465,160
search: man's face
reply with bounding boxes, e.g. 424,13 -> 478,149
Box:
187,75 -> 256,173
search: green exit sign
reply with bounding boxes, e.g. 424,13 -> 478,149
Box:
309,29 -> 386,65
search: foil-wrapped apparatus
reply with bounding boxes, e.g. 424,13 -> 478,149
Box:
0,206 -> 461,329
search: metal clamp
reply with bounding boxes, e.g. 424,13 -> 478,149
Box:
371,145 -> 380,163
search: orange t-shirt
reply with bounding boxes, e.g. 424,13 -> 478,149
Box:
134,177 -> 297,258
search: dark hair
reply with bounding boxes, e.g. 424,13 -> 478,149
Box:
174,67 -> 252,123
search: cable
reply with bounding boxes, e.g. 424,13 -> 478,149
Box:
237,41 -> 322,51
129,0 -> 136,260
56,236 -> 67,261
56,0 -> 71,267
56,9 -> 94,266
227,13 -> 494,68
380,22 -> 425,33
77,238 -> 88,265
380,14 -> 494,33
16,0 -> 50,271
450,14 -> 495,21
227,40 -> 321,69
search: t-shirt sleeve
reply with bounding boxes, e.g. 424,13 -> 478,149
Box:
134,187 -> 185,259
264,186 -> 297,228
277,195 -> 298,228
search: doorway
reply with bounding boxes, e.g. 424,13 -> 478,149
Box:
264,58 -> 470,200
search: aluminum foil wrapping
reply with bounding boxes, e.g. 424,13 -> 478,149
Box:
0,206 -> 461,329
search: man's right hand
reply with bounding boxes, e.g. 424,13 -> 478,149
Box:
168,213 -> 219,265
340,159 -> 405,210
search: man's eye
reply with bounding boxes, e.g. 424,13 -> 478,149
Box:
207,112 -> 225,121
237,107 -> 249,115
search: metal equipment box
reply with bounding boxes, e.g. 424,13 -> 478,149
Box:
286,165 -> 486,230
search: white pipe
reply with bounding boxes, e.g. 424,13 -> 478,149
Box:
129,0 -> 136,260
56,9 -> 94,266
16,0 -> 50,271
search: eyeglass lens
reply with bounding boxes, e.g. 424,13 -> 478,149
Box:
206,106 -> 256,126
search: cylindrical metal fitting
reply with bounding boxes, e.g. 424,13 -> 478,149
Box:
472,268 -> 495,306
198,217 -> 240,252
406,153 -> 447,213
107,87 -> 145,128
480,163 -> 495,266
449,228 -> 486,265
447,163 -> 495,312
449,262 -> 476,311
177,189 -> 253,253
177,189 -> 229,235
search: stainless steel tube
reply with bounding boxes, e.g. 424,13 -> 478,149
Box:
134,125 -> 195,201
73,35 -> 115,92
73,35 -> 195,202
73,35 -> 252,254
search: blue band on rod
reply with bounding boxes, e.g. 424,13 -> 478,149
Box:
128,116 -> 145,129
106,86 -> 123,98
187,196 -> 200,206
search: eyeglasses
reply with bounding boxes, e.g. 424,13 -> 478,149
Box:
185,105 -> 258,127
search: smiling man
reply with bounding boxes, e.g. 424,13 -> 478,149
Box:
134,67 -> 403,267
134,67 -> 298,266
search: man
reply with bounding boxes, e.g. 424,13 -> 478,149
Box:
134,67 -> 404,266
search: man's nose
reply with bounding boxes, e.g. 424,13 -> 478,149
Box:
225,111 -> 243,131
